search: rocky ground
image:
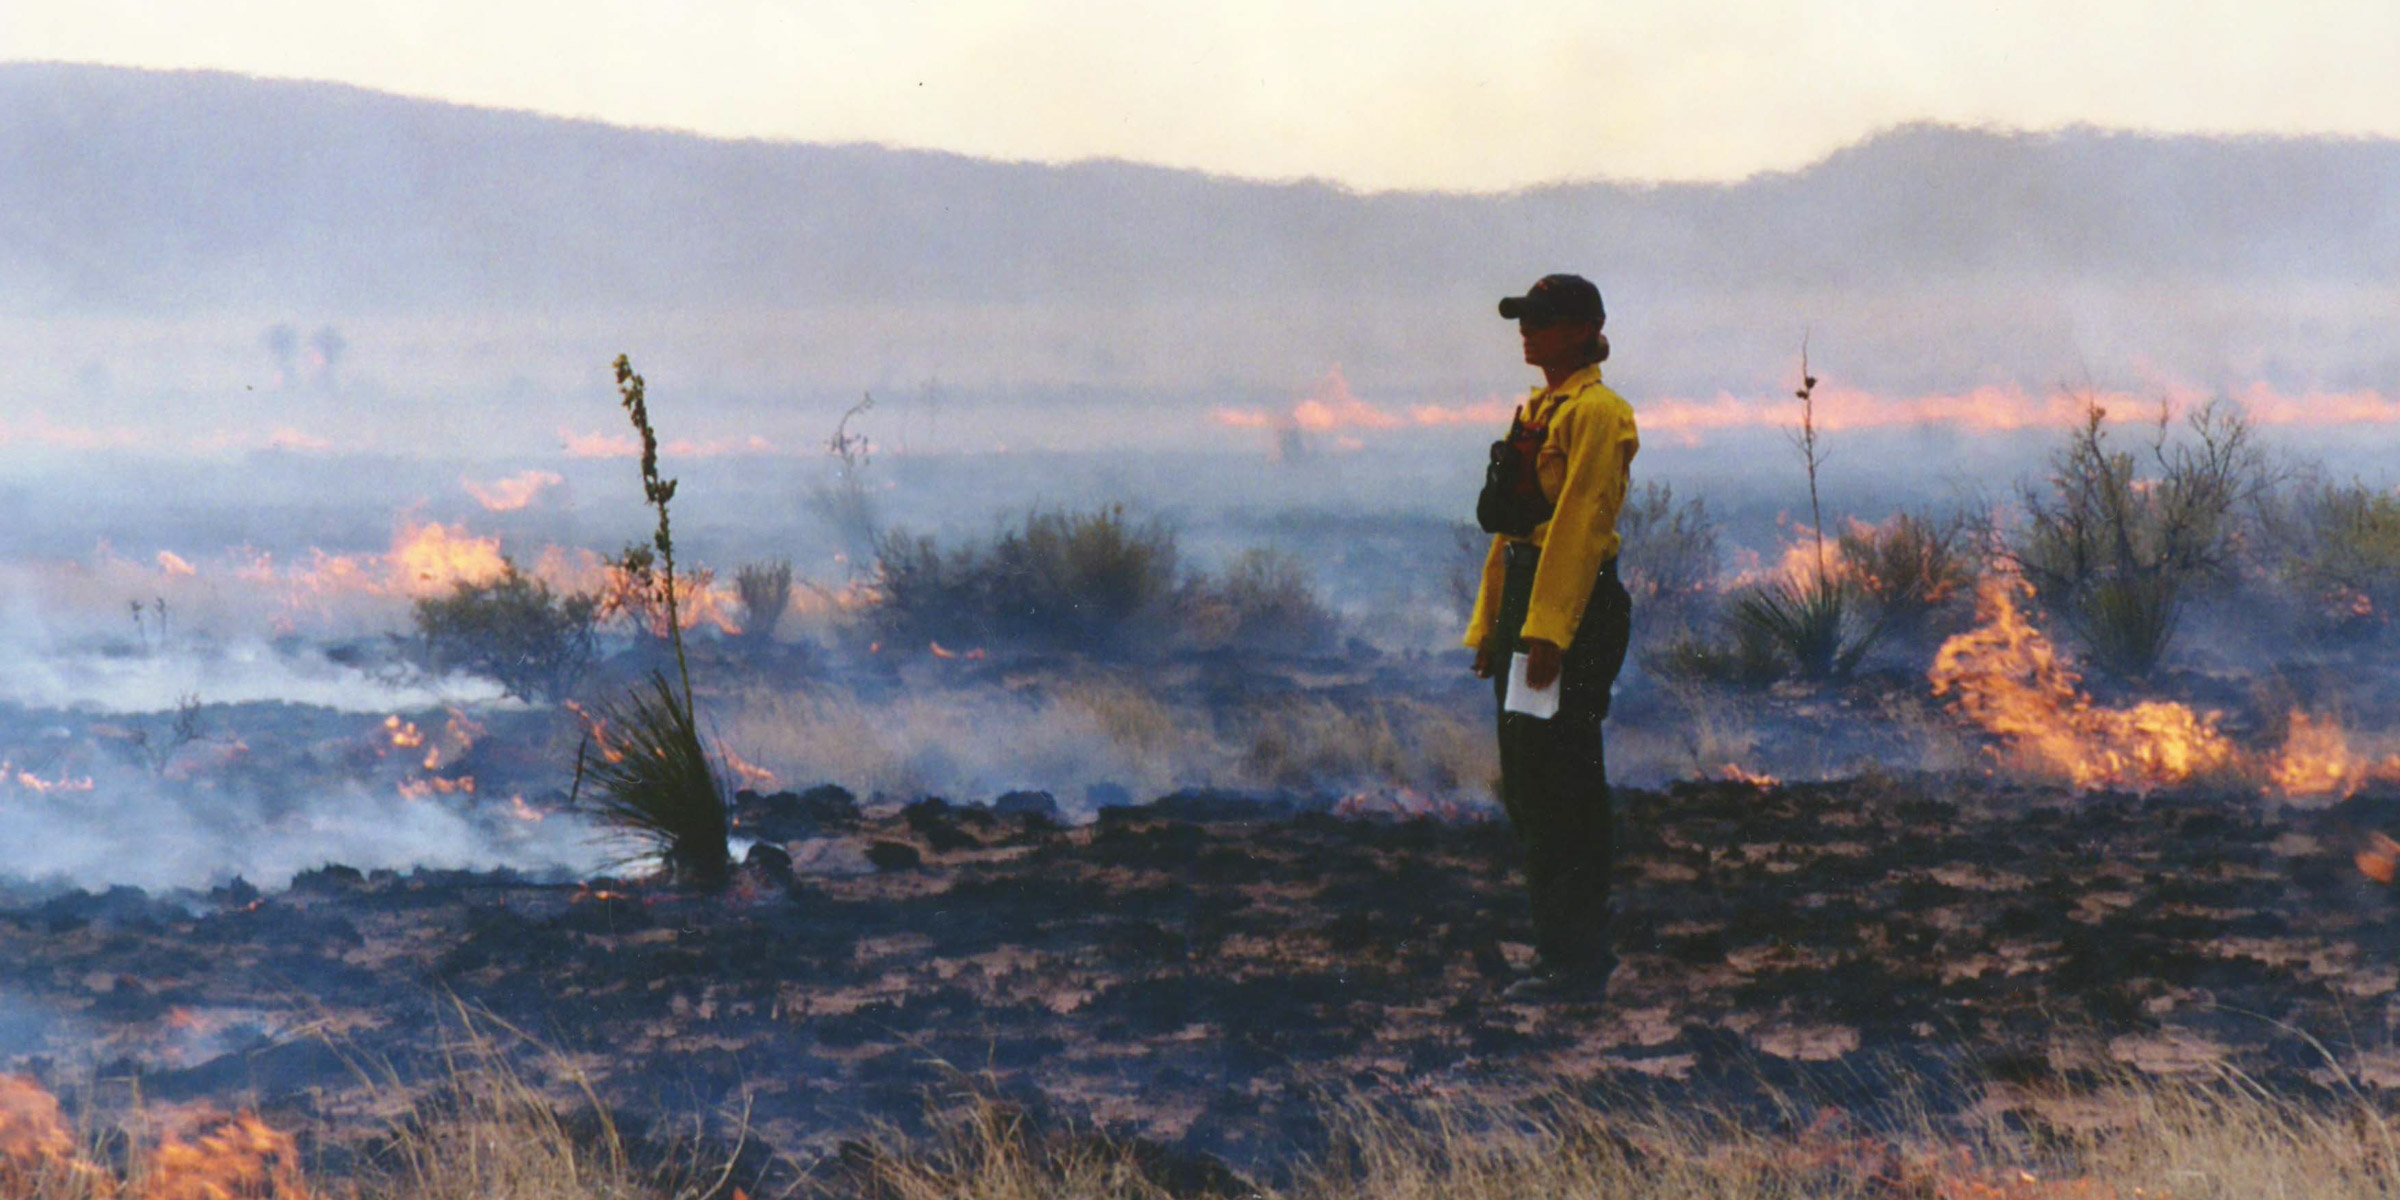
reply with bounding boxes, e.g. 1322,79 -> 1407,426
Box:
8,770 -> 2400,1190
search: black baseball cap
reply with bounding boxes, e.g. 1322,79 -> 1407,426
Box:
1498,274 -> 1605,327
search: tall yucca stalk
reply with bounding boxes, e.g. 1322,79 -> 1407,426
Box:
573,356 -> 730,889
614,355 -> 693,708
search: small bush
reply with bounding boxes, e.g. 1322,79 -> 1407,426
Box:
733,560 -> 794,642
872,505 -> 1181,654
1838,511 -> 1974,637
1616,480 -> 1720,618
2274,479 -> 2400,635
411,564 -> 599,702
1193,549 -> 1340,655
1643,624 -> 1787,687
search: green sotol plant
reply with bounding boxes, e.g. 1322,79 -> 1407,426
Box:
572,355 -> 732,890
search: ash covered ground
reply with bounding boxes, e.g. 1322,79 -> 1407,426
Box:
9,634 -> 2400,1189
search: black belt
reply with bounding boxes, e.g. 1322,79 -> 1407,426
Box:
1505,542 -> 1617,577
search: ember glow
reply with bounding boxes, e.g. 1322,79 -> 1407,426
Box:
1930,576 -> 2236,791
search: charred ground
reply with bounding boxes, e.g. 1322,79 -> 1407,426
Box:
9,742 -> 2400,1189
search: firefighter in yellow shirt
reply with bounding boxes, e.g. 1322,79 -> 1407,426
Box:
1465,273 -> 1638,1001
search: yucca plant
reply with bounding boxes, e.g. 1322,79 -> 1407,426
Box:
1728,572 -> 1888,680
571,355 -> 731,890
574,672 -> 731,888
1728,344 -> 1889,680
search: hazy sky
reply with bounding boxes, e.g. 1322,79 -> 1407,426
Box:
5,0 -> 2396,190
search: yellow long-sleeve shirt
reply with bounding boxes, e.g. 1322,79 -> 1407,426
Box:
1463,363 -> 1640,652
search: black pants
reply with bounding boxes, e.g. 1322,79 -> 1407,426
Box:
1491,543 -> 1632,972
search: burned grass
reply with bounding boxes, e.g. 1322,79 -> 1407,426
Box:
8,768 -> 2400,1192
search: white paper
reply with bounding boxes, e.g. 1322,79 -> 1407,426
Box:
1503,652 -> 1561,719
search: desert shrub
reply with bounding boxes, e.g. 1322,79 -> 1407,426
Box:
411,564 -> 599,702
1616,480 -> 1720,618
2273,479 -> 2400,635
1838,510 -> 1974,636
1644,622 -> 1787,686
1726,572 -> 1887,680
2013,398 -> 2268,676
872,505 -> 1180,654
1191,549 -> 1340,655
733,560 -> 793,642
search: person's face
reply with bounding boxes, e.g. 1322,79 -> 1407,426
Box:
1518,317 -> 1595,372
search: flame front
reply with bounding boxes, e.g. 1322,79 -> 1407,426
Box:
142,1106 -> 315,1199
0,1075 -> 89,1192
1929,577 -> 2234,791
1,1077 -> 311,1198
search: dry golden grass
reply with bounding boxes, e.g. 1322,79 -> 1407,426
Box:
14,1055 -> 2400,1199
716,673 -> 1492,808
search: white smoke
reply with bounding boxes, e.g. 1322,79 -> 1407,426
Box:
0,763 -> 603,894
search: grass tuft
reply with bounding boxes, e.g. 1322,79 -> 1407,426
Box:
733,560 -> 794,643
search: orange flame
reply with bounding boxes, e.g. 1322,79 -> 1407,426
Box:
2269,711 -> 2362,799
1929,576 -> 2235,790
383,715 -> 423,751
387,522 -> 508,598
721,748 -> 777,792
2,1077 -> 314,1198
0,1075 -> 89,1193
2,761 -> 97,794
141,1106 -> 315,1199
2357,832 -> 2400,885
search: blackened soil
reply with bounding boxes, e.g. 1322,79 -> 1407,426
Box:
8,776 -> 2400,1182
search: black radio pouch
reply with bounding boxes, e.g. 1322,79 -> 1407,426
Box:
1476,415 -> 1554,538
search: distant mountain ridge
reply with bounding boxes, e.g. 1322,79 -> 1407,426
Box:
5,62 -> 2398,319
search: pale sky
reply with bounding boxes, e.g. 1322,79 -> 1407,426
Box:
4,0 -> 2396,190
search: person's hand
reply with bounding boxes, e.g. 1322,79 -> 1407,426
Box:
1472,647 -> 1495,679
1522,638 -> 1562,690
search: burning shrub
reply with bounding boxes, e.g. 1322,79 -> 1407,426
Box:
2014,398 -> 2268,677
1837,510 -> 1973,637
733,560 -> 794,643
410,564 -> 599,703
872,505 -> 1182,655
